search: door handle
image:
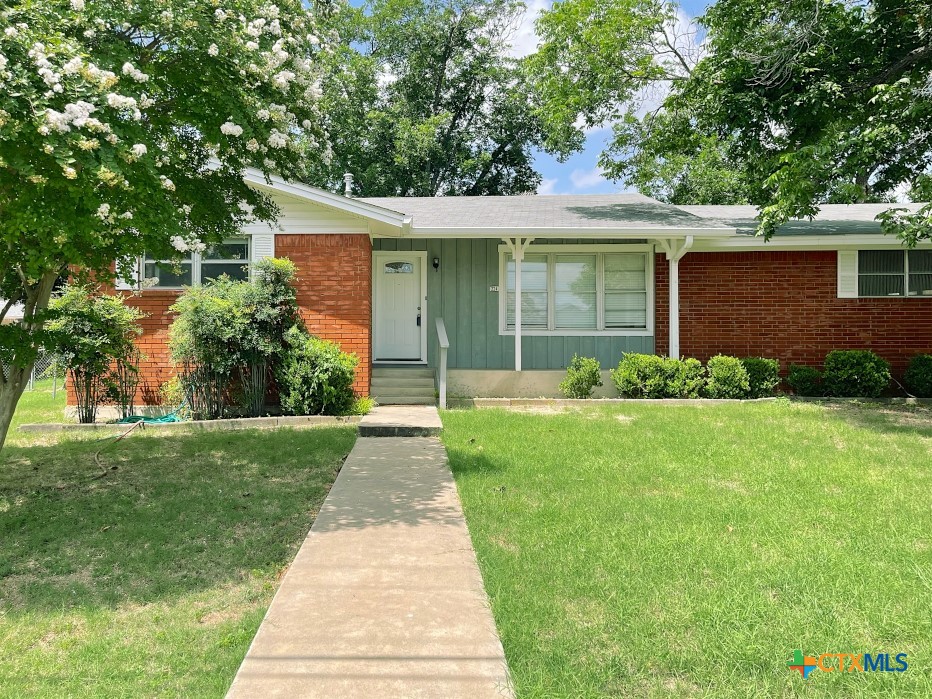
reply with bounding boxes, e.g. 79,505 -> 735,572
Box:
416,313 -> 421,327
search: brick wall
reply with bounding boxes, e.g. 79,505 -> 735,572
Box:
275,233 -> 372,395
655,250 -> 932,375
67,233 -> 372,405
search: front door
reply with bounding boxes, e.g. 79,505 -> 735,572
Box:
374,253 -> 425,361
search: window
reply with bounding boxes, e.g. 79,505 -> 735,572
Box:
858,250 -> 932,297
502,247 -> 652,334
143,237 -> 251,288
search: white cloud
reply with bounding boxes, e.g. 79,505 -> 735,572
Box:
570,166 -> 606,191
537,177 -> 559,195
507,0 -> 551,58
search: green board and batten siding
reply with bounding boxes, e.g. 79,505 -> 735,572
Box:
372,238 -> 655,370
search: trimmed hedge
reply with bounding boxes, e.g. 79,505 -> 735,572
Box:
704,355 -> 750,398
904,354 -> 932,398
559,355 -> 603,399
822,350 -> 890,398
741,357 -> 780,398
787,365 -> 822,397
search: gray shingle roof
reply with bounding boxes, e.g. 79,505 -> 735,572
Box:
359,194 -> 728,230
676,203 -> 928,236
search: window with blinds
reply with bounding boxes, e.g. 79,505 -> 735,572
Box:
503,249 -> 651,333
858,250 -> 932,297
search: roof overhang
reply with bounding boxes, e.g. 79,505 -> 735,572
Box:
242,169 -> 411,234
401,226 -> 737,239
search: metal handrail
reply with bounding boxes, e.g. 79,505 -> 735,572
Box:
435,318 -> 449,409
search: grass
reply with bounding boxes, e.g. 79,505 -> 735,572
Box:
0,382 -> 354,697
442,401 -> 932,698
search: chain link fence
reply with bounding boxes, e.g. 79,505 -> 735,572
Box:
1,350 -> 66,395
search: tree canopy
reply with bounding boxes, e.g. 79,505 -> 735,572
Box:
0,0 -> 329,449
310,0 -> 549,196
532,0 -> 932,239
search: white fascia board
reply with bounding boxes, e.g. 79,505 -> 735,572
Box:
692,235 -> 932,250
405,226 -> 736,238
243,169 -> 409,230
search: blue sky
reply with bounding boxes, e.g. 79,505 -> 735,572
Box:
349,0 -> 712,195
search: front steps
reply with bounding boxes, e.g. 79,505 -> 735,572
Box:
371,367 -> 437,406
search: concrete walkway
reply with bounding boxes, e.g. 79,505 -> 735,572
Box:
226,433 -> 513,698
358,405 -> 443,437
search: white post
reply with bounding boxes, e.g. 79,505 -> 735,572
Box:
669,257 -> 680,359
660,236 -> 693,360
514,239 -> 523,372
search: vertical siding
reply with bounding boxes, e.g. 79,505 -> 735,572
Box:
372,238 -> 654,370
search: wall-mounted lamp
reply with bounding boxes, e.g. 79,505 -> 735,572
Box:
432,257 -> 440,270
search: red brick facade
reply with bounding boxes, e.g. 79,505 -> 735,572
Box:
655,251 -> 932,375
67,234 -> 372,405
275,234 -> 372,395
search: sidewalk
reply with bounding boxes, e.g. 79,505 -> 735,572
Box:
226,432 -> 513,698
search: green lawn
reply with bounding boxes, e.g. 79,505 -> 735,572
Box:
0,382 -> 354,697
443,401 -> 932,698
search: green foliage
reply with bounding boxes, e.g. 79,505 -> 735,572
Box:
904,354 -> 932,398
665,357 -> 705,399
349,395 -> 377,416
168,258 -> 301,418
703,355 -> 750,399
822,350 -> 891,398
46,284 -> 144,422
559,355 -> 603,399
0,0 -> 328,445
611,353 -> 668,398
310,0 -> 549,195
741,357 -> 780,398
277,327 -> 359,416
611,353 -> 704,399
159,375 -> 192,420
787,365 -> 823,397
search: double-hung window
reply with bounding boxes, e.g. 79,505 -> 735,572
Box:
858,250 -> 932,297
501,246 -> 652,334
142,237 -> 252,288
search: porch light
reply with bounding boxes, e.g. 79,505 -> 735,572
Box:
432,257 -> 440,270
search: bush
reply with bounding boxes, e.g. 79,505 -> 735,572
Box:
703,355 -> 751,398
741,357 -> 780,398
611,354 -> 705,399
822,350 -> 891,397
277,327 -> 358,416
665,357 -> 706,398
559,355 -> 603,398
611,353 -> 668,398
350,396 -> 376,415
904,354 -> 932,397
47,284 -> 144,423
787,365 -> 823,396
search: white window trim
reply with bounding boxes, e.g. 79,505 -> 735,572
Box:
497,244 -> 654,336
140,236 -> 253,290
855,249 -> 932,299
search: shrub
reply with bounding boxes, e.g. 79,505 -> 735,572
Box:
904,354 -> 932,398
277,327 -> 359,416
611,353 -> 668,398
665,358 -> 706,398
168,258 -> 301,418
741,357 -> 780,398
822,350 -> 891,397
47,285 -> 144,423
559,355 -> 603,398
350,396 -> 376,415
787,365 -> 823,396
703,355 -> 751,399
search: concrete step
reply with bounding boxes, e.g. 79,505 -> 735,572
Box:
357,405 -> 443,437
371,396 -> 437,406
372,367 -> 435,379
371,385 -> 436,397
371,377 -> 436,389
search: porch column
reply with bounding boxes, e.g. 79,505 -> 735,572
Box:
658,236 -> 693,359
503,236 -> 533,371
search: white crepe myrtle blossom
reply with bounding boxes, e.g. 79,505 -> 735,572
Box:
131,143 -> 147,158
121,62 -> 149,82
71,0 -> 85,10
96,203 -> 111,219
160,176 -> 176,191
208,44 -> 219,57
170,235 -> 189,252
220,121 -> 244,136
267,129 -> 287,148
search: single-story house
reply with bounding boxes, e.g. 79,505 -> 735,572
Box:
81,170 -> 931,406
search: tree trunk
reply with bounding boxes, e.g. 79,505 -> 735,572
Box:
0,364 -> 31,451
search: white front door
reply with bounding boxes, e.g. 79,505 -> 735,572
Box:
374,252 -> 426,361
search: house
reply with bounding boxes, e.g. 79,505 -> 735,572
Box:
87,170 -> 932,406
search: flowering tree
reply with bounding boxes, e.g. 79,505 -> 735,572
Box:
0,0 -> 330,449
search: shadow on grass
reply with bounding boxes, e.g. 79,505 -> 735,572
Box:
0,427 -> 355,615
819,401 -> 932,439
